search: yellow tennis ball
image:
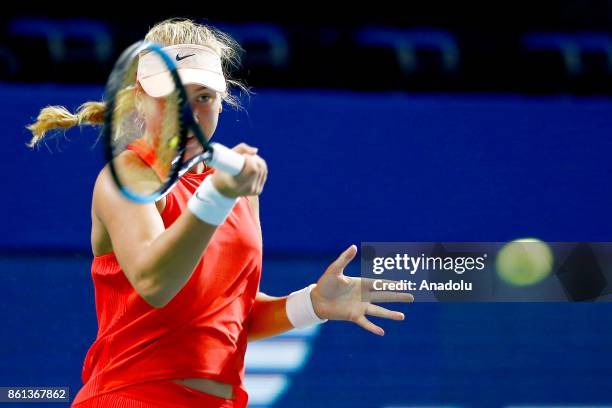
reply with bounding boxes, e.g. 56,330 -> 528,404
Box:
167,135 -> 180,149
496,238 -> 553,286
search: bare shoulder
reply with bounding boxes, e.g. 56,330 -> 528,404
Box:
91,162 -> 167,255
92,165 -> 117,212
92,164 -> 133,215
91,166 -> 116,255
92,163 -> 165,218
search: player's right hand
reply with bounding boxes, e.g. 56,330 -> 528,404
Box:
211,143 -> 267,198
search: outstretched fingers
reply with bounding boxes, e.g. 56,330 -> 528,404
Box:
329,245 -> 358,276
354,315 -> 385,336
368,291 -> 414,303
365,304 -> 405,321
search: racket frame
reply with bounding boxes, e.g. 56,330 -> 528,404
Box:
103,41 -> 218,203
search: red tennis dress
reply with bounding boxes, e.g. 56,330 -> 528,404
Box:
72,167 -> 262,407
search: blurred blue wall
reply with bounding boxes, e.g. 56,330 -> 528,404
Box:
3,85 -> 612,252
1,84 -> 612,407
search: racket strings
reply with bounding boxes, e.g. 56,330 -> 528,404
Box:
109,49 -> 184,197
112,59 -> 141,145
157,89 -> 182,178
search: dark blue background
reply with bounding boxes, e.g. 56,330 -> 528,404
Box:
1,84 -> 612,407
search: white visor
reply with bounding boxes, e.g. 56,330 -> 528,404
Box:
137,44 -> 226,97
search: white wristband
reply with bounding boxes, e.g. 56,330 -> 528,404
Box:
187,176 -> 238,226
286,284 -> 328,329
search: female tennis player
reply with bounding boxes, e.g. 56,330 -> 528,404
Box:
27,18 -> 412,408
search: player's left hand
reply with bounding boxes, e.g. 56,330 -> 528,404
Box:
310,245 -> 414,336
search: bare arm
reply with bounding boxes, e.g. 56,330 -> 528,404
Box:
94,144 -> 267,308
246,188 -> 410,341
247,292 -> 293,341
248,246 -> 413,340
94,166 -> 217,308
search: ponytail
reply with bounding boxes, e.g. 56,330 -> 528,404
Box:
26,101 -> 106,147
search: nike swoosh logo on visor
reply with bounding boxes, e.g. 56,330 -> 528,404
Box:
176,53 -> 196,61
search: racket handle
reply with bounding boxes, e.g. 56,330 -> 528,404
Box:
207,142 -> 246,176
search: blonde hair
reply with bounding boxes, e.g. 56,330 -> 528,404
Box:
27,18 -> 247,147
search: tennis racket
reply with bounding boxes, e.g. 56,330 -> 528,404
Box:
103,40 -> 245,203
